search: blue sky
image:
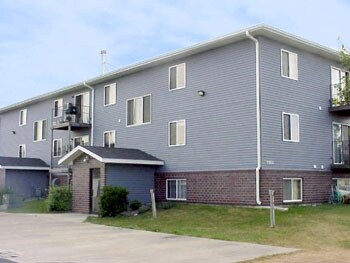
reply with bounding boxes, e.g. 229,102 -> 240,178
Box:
1,0 -> 350,108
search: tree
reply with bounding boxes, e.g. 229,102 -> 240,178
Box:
338,48 -> 350,105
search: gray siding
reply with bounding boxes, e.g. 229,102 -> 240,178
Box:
0,87 -> 91,167
105,164 -> 155,204
259,36 -> 350,171
94,39 -> 257,172
1,35 -> 344,174
5,170 -> 49,199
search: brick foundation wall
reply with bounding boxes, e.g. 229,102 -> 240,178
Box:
72,156 -> 105,213
155,170 -> 350,206
260,170 -> 333,205
155,170 -> 257,205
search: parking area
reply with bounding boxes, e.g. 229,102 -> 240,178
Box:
0,213 -> 296,263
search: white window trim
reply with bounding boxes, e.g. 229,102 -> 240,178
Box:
283,178 -> 303,203
282,112 -> 299,142
331,66 -> 350,75
281,49 -> 298,80
19,109 -> 27,126
73,135 -> 90,148
52,139 -> 62,158
166,179 -> 187,201
18,144 -> 26,158
126,94 -> 152,127
103,130 -> 116,148
33,119 -> 47,142
53,99 -> 63,118
104,83 -> 117,106
332,121 -> 349,164
333,178 -> 350,192
168,120 -> 186,147
169,63 -> 186,91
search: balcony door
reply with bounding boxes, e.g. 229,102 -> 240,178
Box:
331,67 -> 349,105
333,123 -> 350,164
75,92 -> 90,123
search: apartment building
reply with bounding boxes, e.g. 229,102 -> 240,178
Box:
0,24 -> 349,213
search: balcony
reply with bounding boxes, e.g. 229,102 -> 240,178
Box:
52,104 -> 91,130
329,83 -> 350,115
331,140 -> 350,170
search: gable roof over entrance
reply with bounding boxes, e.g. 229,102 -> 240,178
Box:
0,157 -> 50,170
58,146 -> 165,166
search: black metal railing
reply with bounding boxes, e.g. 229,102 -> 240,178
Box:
330,83 -> 349,107
52,104 -> 91,125
332,140 -> 350,164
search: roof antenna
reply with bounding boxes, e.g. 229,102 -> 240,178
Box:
101,50 -> 107,75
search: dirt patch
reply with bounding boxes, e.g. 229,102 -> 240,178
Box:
248,248 -> 350,263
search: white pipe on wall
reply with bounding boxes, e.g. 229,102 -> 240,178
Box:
246,30 -> 262,205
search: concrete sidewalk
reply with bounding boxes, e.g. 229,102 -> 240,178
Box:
0,213 -> 297,263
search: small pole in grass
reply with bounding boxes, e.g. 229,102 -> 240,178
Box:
269,190 -> 275,228
150,189 -> 157,218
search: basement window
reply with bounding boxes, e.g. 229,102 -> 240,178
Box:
283,178 -> 302,202
166,179 -> 186,200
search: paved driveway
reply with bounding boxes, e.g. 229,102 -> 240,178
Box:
0,213 -> 296,263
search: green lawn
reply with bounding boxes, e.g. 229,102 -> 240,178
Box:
7,199 -> 49,213
86,204 -> 350,250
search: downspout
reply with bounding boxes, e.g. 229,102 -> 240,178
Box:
83,82 -> 94,146
246,31 -> 262,205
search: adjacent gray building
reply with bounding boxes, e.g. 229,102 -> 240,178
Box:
0,24 -> 349,212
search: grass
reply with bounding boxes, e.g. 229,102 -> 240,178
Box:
86,203 -> 350,250
7,199 -> 49,213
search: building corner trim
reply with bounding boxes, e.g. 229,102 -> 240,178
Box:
83,82 -> 94,146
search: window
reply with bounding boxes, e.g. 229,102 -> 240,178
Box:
18,144 -> 26,158
127,95 -> 151,126
282,113 -> 299,142
74,135 -> 89,147
103,131 -> 115,148
33,120 -> 47,141
331,67 -> 349,105
104,83 -> 117,106
283,178 -> 302,202
333,178 -> 350,192
19,109 -> 27,126
53,99 -> 63,118
53,139 -> 62,157
169,120 -> 186,146
281,50 -> 298,80
169,63 -> 186,90
166,179 -> 186,200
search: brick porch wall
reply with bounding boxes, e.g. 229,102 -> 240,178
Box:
155,170 -> 350,206
71,155 -> 105,213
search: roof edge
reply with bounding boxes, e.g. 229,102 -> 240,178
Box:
0,24 -> 341,113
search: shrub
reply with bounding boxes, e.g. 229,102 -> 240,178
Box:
129,199 -> 142,211
100,186 -> 128,217
46,186 -> 72,212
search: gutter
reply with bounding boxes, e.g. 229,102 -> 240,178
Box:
246,31 -> 262,205
83,82 -> 94,146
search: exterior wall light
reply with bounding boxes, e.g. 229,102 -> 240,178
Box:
197,90 -> 205,96
83,155 -> 90,163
